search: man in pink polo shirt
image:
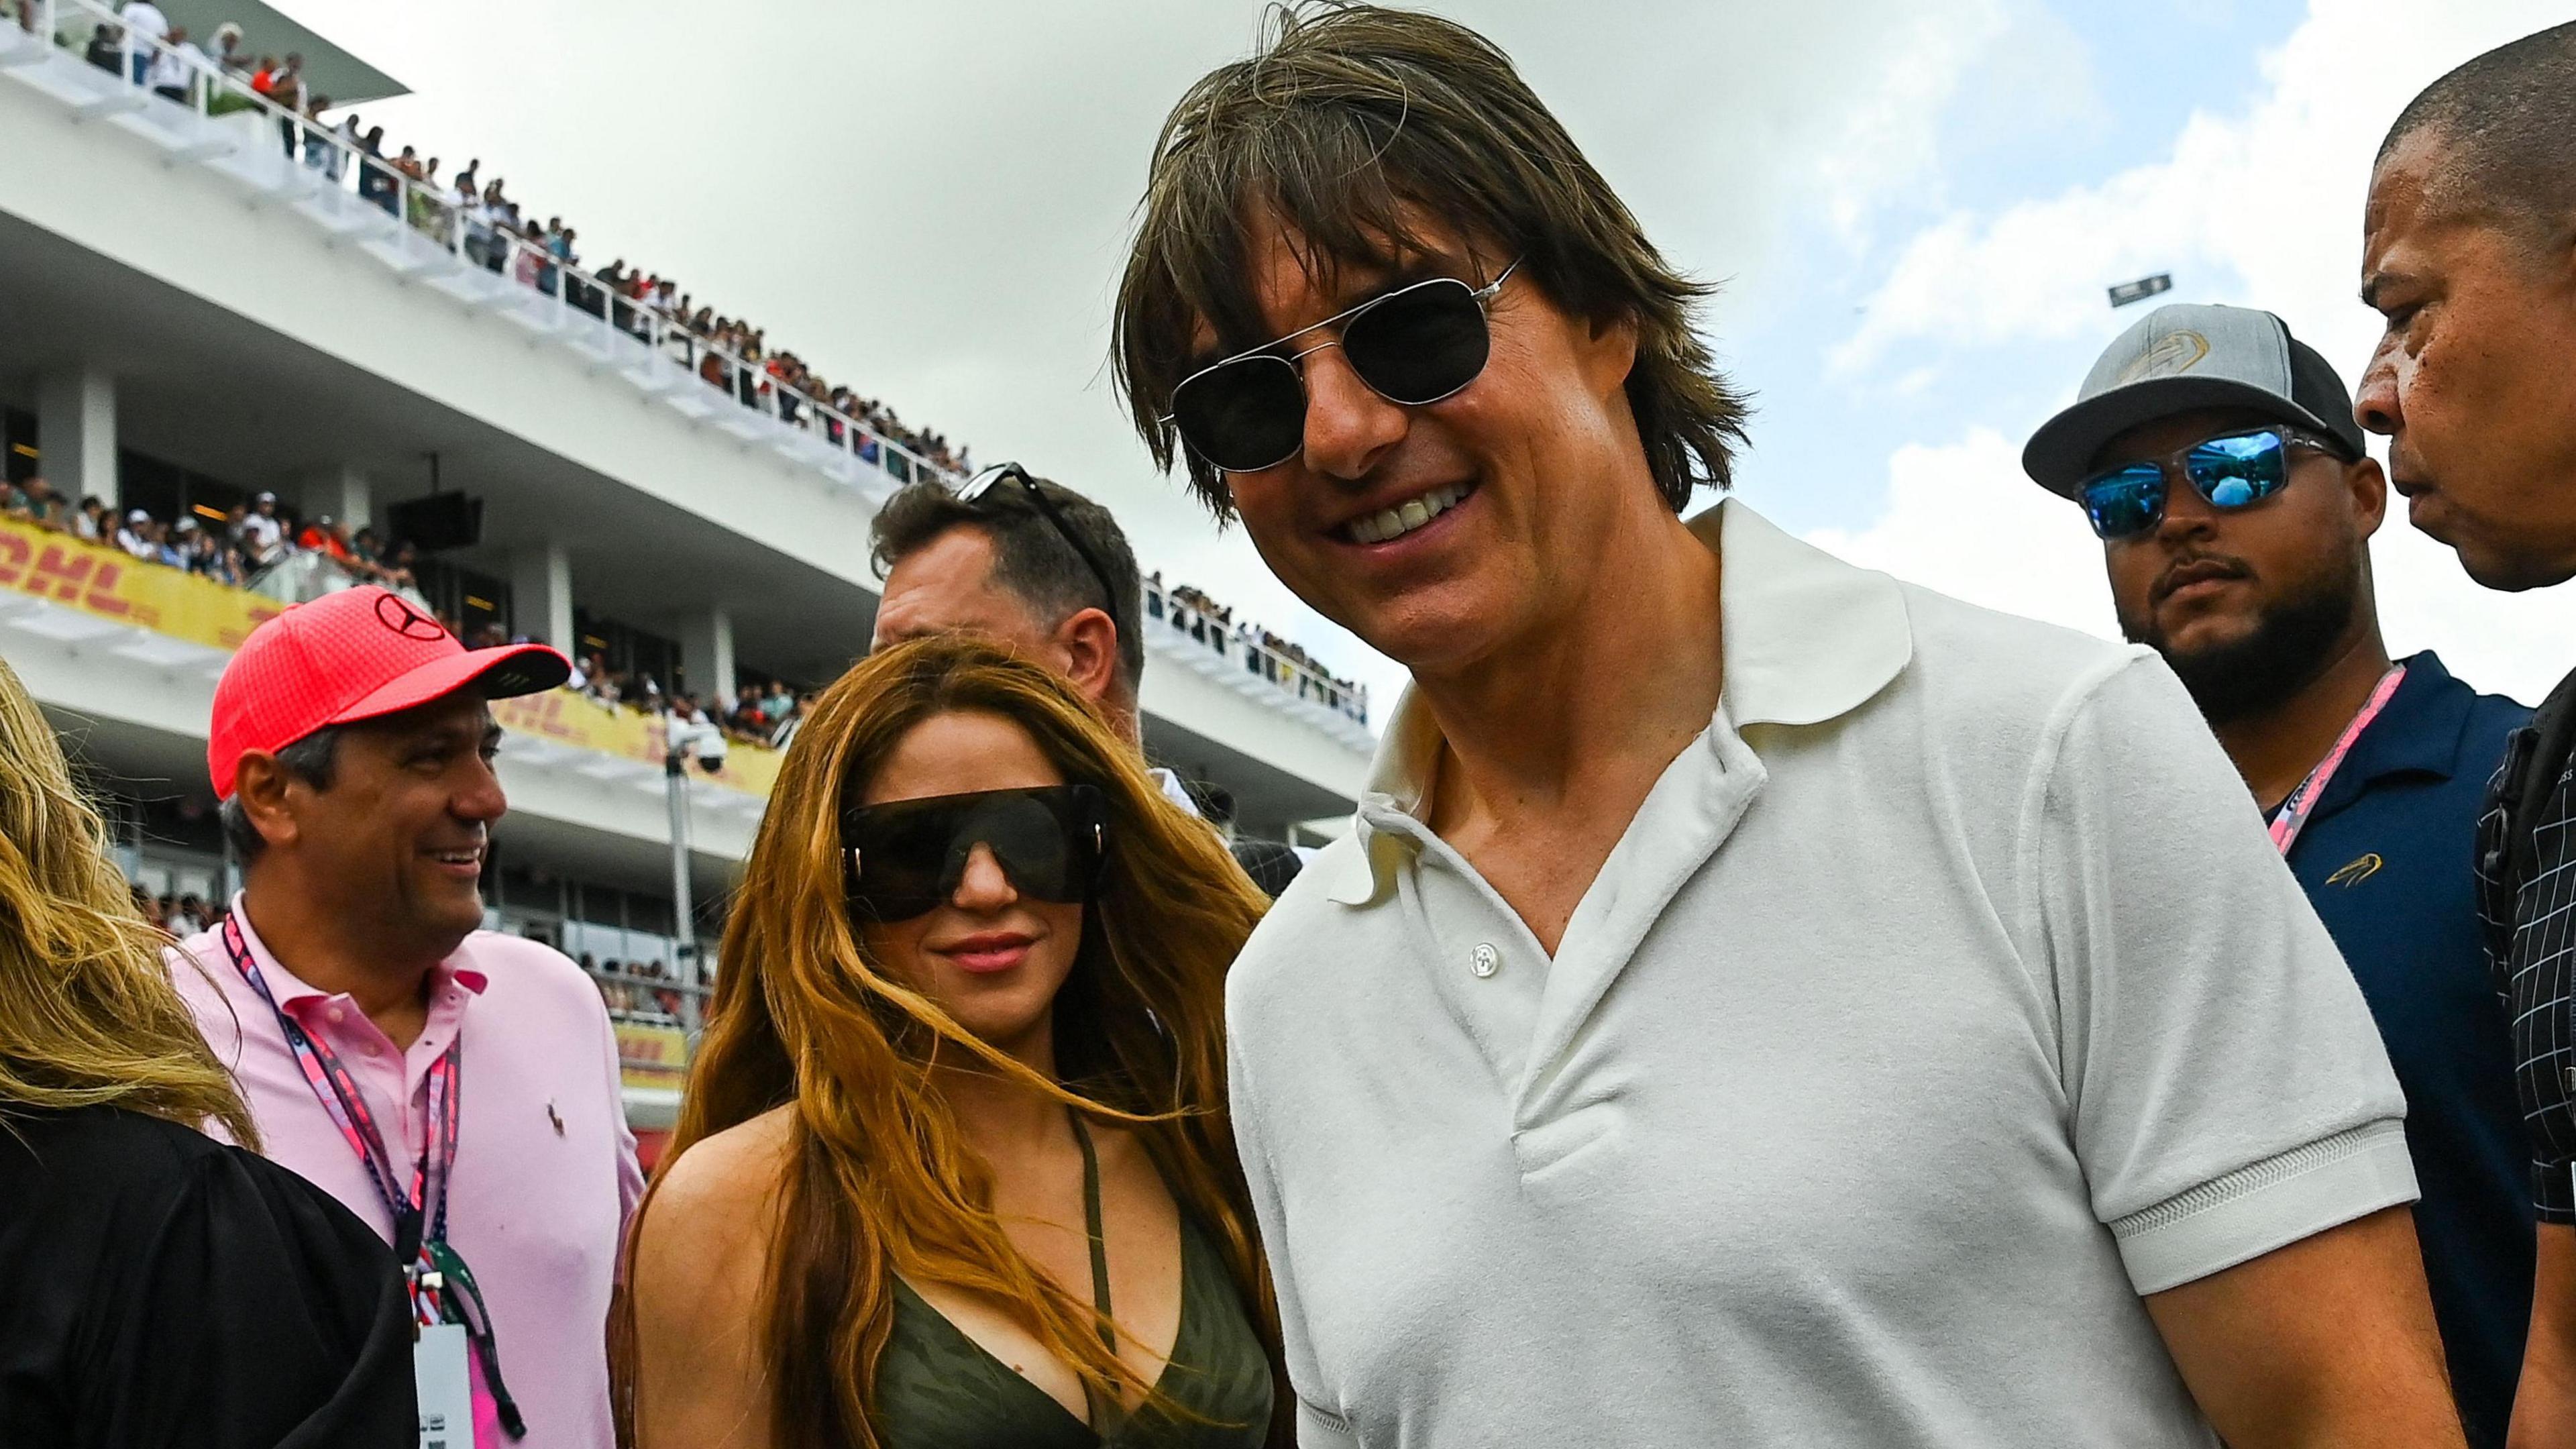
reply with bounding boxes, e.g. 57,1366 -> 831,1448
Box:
168,586 -> 644,1448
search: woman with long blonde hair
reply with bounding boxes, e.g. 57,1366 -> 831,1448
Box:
0,656 -> 413,1448
622,637 -> 1285,1448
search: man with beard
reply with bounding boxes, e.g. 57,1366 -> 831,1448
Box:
2355,26 -> 2576,1446
2027,301 -> 2532,1446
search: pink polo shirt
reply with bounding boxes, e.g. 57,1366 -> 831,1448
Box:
170,898 -> 645,1449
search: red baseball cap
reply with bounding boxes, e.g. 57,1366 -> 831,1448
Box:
209,586 -> 570,799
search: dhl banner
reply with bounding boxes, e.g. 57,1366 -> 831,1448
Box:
615,1020 -> 692,1093
3,516 -> 781,798
0,514 -> 282,650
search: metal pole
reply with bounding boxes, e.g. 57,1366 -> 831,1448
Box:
663,748 -> 700,1032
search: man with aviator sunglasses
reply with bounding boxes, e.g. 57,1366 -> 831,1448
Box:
2029,301 -> 2536,1446
1116,7 -> 2457,1448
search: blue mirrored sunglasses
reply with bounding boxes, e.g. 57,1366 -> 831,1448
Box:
2079,425 -> 2351,541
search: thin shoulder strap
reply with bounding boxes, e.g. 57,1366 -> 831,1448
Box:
1069,1108 -> 1116,1352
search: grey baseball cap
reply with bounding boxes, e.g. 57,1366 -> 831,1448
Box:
2022,303 -> 2367,496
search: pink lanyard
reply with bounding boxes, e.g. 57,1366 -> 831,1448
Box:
2269,665 -> 2407,857
220,916 -> 458,1324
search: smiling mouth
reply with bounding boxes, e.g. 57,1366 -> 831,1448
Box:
938,933 -> 1035,974
427,846 -> 486,871
1336,481 -> 1472,545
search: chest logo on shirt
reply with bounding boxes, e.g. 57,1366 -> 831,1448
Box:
2325,853 -> 2383,888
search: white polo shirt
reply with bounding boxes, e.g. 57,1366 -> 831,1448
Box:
1226,500 -> 2414,1448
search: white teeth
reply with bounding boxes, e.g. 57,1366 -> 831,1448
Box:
1347,483 -> 1469,544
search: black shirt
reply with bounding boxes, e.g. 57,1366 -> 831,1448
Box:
0,1103 -> 415,1449
2482,664 -> 2576,1228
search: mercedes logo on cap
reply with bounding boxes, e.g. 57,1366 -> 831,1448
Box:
376,592 -> 450,642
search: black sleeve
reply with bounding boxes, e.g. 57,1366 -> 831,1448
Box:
1231,839 -> 1305,898
83,1146 -> 416,1449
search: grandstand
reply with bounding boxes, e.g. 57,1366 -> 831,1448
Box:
0,3 -> 1373,1155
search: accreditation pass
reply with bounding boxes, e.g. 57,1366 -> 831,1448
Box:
417,1322 -> 474,1449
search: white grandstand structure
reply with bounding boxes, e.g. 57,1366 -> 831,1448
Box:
0,1 -> 1371,1154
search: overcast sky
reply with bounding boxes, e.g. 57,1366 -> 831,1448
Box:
276,0 -> 2576,712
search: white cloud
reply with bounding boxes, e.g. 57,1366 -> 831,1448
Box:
1834,0 -> 2569,382
1819,0 -> 2576,705
1801,428 -> 2112,637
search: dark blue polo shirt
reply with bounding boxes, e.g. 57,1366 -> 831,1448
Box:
2278,650 -> 2532,1448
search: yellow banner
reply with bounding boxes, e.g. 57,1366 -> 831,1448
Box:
3,517 -> 782,797
0,514 -> 282,649
488,688 -> 782,796
614,1019 -> 691,1091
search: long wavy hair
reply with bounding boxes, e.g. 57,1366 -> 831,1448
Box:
0,657 -> 259,1147
618,637 -> 1285,1448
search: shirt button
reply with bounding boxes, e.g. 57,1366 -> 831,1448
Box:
362,1042 -> 380,1058
1470,943 -> 1500,979
326,1006 -> 346,1024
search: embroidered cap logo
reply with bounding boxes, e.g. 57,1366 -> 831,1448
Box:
376,592 -> 450,642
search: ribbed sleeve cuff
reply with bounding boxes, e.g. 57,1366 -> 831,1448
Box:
1297,1397 -> 1363,1449
2109,1120 -> 2418,1295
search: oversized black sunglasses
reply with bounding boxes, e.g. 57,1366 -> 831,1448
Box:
1163,260 -> 1520,474
2080,425 -> 2353,541
953,463 -> 1128,635
843,784 -> 1108,924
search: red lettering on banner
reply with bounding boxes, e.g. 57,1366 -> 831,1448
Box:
0,533 -> 29,589
82,562 -> 132,616
30,547 -> 95,602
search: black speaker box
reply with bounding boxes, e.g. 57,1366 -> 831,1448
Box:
386,492 -> 483,552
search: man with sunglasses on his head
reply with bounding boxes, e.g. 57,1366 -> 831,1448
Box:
2028,301 -> 2534,1447
869,464 -> 1303,894
1112,7 -> 2460,1448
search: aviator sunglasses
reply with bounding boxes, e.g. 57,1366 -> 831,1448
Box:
1163,259 -> 1521,474
843,784 -> 1108,924
2079,425 -> 2353,541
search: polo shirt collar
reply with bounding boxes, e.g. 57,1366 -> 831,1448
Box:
224,892 -> 493,1008
2310,650 -> 2475,821
1326,498 -> 1914,905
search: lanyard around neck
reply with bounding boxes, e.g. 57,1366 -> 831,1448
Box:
219,918 -> 527,1438
219,917 -> 459,1283
2269,664 -> 2407,858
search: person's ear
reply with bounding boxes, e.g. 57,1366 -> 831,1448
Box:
2347,453 -> 2389,540
1055,606 -> 1122,708
229,751 -> 303,855
1579,309 -> 1641,403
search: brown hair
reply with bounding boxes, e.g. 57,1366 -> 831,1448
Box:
616,636 -> 1284,1448
869,474 -> 1147,696
0,656 -> 260,1148
1114,0 -> 1750,518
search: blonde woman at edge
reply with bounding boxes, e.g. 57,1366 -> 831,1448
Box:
0,656 -> 414,1449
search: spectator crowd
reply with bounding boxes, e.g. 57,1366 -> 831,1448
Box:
39,0 -> 975,480
1151,572 -> 1371,725
10,1 -> 1371,735
5,475 -> 427,605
